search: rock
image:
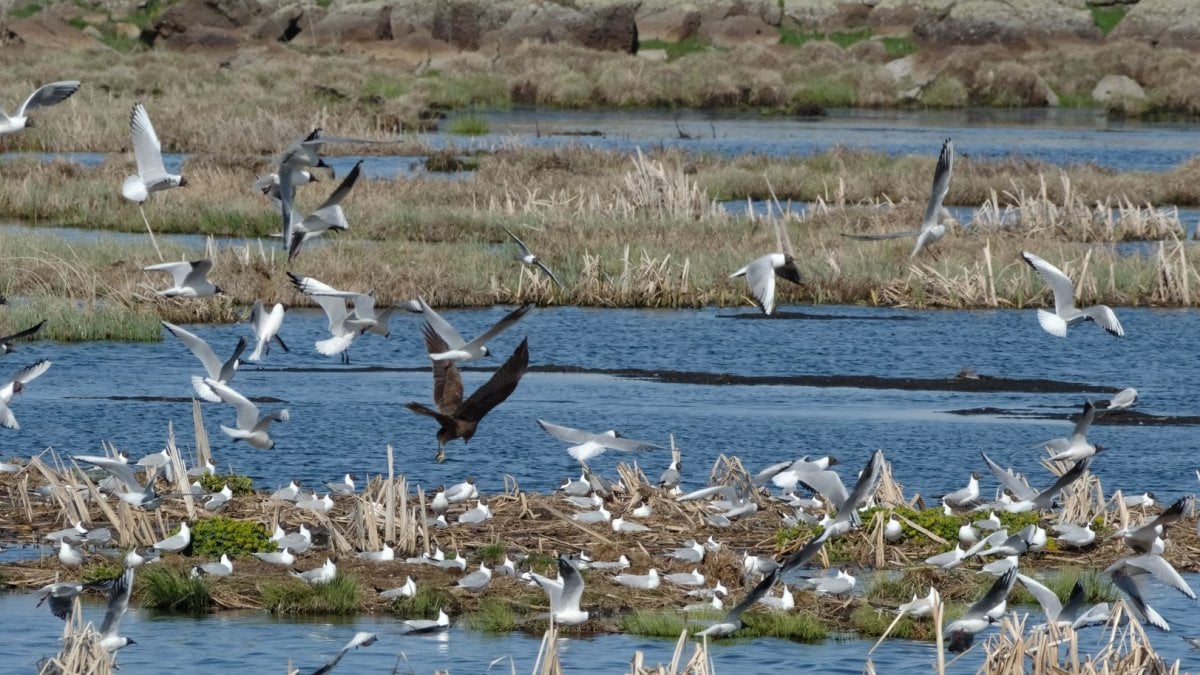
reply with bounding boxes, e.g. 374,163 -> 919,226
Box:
306,2 -> 392,42
149,0 -> 263,44
637,47 -> 669,60
82,25 -> 103,38
80,12 -> 108,26
250,5 -> 317,42
884,54 -> 936,87
415,0 -> 512,51
4,16 -> 105,50
162,24 -> 243,51
113,22 -> 142,40
698,15 -> 778,48
351,31 -> 457,65
1091,74 -> 1147,103
1110,0 -> 1200,49
575,2 -> 637,52
637,7 -> 702,42
869,0 -> 956,29
479,1 -> 637,53
781,0 -> 875,32
913,0 -> 1101,46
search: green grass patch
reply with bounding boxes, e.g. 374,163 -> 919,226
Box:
190,516 -> 274,558
10,1 -> 46,19
851,604 -> 927,640
198,473 -> 254,496
637,37 -> 710,61
881,36 -> 917,58
261,574 -> 360,614
0,296 -> 162,342
447,114 -> 490,136
138,567 -> 211,614
80,560 -> 123,584
621,610 -> 687,637
1091,5 -> 1127,35
362,74 -> 406,101
1056,92 -> 1096,108
464,598 -> 517,631
792,77 -> 857,108
779,27 -> 871,49
390,585 -> 451,619
741,611 -> 827,641
472,542 -> 507,564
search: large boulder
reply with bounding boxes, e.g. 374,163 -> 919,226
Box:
637,7 -> 702,41
304,2 -> 393,42
913,0 -> 1101,46
575,2 -> 638,52
637,0 -> 783,26
149,0 -> 264,44
868,0 -> 955,28
4,15 -> 105,49
250,4 -> 319,42
781,0 -> 875,32
1110,0 -> 1200,49
478,1 -> 637,53
1091,74 -> 1146,103
699,15 -> 778,48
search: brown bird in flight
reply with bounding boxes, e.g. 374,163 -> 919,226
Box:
405,324 -> 530,463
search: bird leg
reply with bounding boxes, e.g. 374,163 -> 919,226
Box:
435,444 -> 446,463
138,205 -> 165,262
341,351 -> 350,365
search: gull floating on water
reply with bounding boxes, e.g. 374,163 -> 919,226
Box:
418,298 -> 534,362
0,80 -> 80,137
1022,251 -> 1124,337
144,260 -> 221,298
729,218 -> 802,316
161,321 -> 245,403
399,608 -> 450,634
0,359 -> 51,430
248,301 -> 288,362
122,102 -> 188,203
204,378 -> 289,449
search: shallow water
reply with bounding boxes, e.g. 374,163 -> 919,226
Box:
3,573 -> 1200,674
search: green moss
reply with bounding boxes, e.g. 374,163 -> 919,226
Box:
464,598 -> 517,631
621,610 -> 687,637
261,574 -> 360,614
1091,6 -> 1127,35
190,516 -> 274,558
81,560 -> 123,584
1056,92 -> 1096,108
447,114 -> 490,136
138,567 -> 211,614
638,38 -> 711,61
390,586 -> 451,619
198,473 -> 254,496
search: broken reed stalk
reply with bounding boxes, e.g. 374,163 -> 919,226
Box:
191,399 -> 212,472
386,445 -> 395,545
39,597 -> 114,675
532,622 -> 563,675
164,421 -> 195,520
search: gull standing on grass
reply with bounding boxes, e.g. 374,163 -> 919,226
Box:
500,225 -> 563,288
843,138 -> 954,259
191,554 -> 233,578
144,260 -> 221,298
0,359 -> 50,430
0,80 -> 81,137
248,300 -> 288,362
204,378 -> 289,449
536,419 -> 663,464
1022,251 -> 1124,337
729,218 -> 802,316
161,321 -> 246,403
456,562 -> 492,592
417,298 -> 534,362
293,558 -> 337,585
0,319 -> 47,354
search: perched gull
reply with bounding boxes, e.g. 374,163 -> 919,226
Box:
1043,401 -> 1101,462
296,493 -> 334,513
847,139 -> 954,258
248,301 -> 288,362
203,484 -> 233,512
500,225 -> 563,288
122,102 -> 188,203
309,631 -> 377,675
898,588 -> 938,619
191,554 -> 233,578
124,548 -> 159,569
161,321 -> 246,403
695,569 -> 779,638
272,481 -> 301,502
666,540 -> 705,564
457,500 -> 492,525
0,319 -> 47,354
944,567 -> 1017,653
418,298 -> 534,362
153,523 -> 191,554
0,81 -> 81,137
1124,491 -> 1155,509
757,584 -> 794,610
729,218 -> 801,315
1022,251 -> 1124,337
1105,387 -> 1138,411
255,548 -> 296,566
277,524 -> 312,554
884,514 -> 903,543
587,554 -> 631,571
613,568 -> 659,590
665,569 -> 705,587
537,420 -> 662,463
445,479 -> 477,504
925,545 -> 966,570
531,556 -> 589,625
405,333 -> 530,463
58,540 -> 83,567
941,472 -> 981,510
399,609 -> 450,634
144,260 -> 220,298
99,567 -> 136,653
456,563 -> 492,592
1052,521 -> 1096,548
293,559 -> 338,585
357,544 -> 394,562
804,569 -> 856,596
573,505 -> 611,523
205,378 -> 289,449
379,577 -> 417,599
324,473 -> 356,497
659,455 -> 682,490
0,359 -> 51,430
46,522 -> 87,543
612,516 -> 649,534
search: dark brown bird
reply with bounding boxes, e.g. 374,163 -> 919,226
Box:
405,325 -> 529,463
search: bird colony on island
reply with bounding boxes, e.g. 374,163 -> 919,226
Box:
0,79 -> 1193,675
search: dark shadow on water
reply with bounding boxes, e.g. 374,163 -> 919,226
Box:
66,395 -> 286,403
717,311 -> 918,321
946,407 -> 1200,426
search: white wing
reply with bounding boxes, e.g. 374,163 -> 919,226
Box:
144,261 -> 192,288
501,225 -> 534,258
416,297 -> 466,349
182,260 -> 214,288
740,255 -> 777,315
74,455 -> 143,493
98,567 -> 134,638
922,138 -> 953,229
1022,252 -> 1076,316
161,322 -> 222,377
204,378 -> 259,431
1082,305 -> 1124,337
538,420 -> 598,444
1016,573 -> 1062,622
129,103 -> 168,183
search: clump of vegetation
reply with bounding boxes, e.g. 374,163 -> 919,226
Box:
1091,6 -> 1127,35
261,574 -> 360,614
198,473 -> 254,496
81,560 -> 123,584
447,114 -> 489,136
138,567 -> 211,614
621,610 -> 687,637
637,37 -> 710,61
851,604 -> 931,640
464,598 -> 518,632
390,586 -> 452,619
424,151 -> 478,172
190,516 -> 274,558
472,542 -> 508,564
742,611 -> 827,641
